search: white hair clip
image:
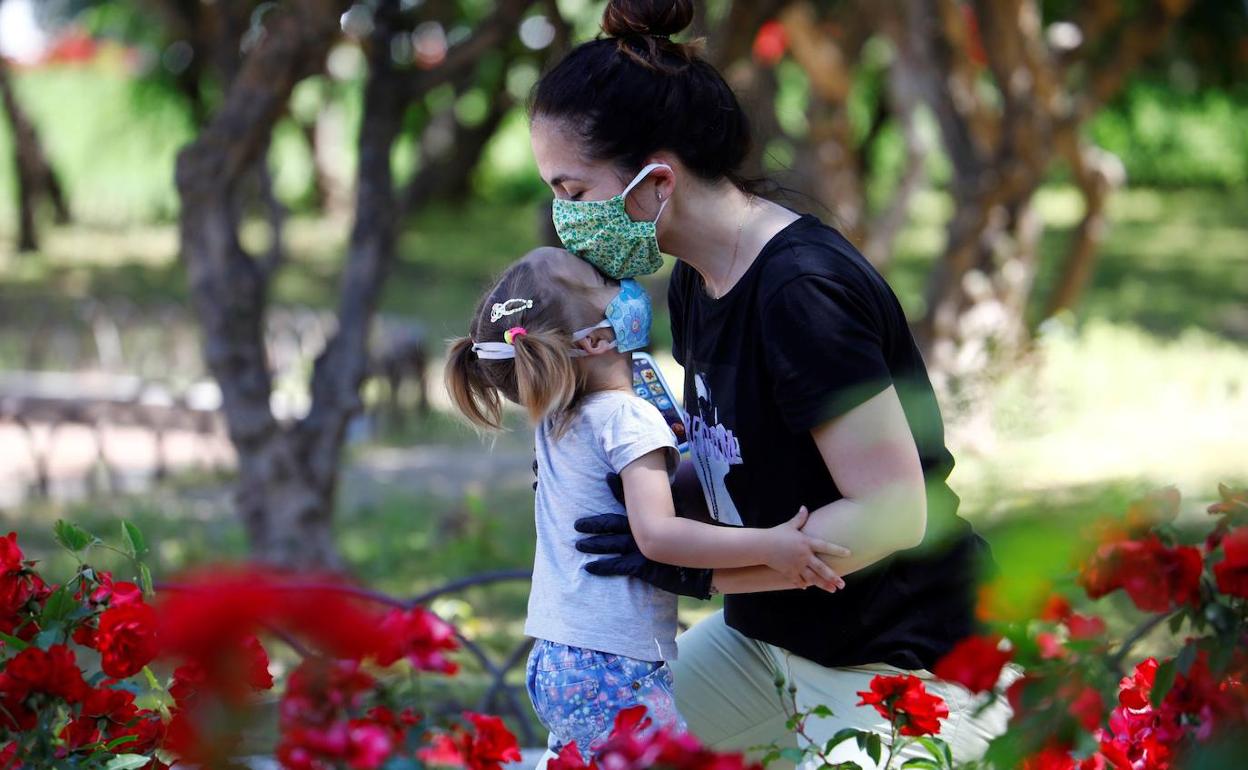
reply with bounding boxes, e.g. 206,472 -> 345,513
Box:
490,298 -> 533,323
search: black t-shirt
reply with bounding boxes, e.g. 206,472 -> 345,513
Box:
669,214 -> 992,671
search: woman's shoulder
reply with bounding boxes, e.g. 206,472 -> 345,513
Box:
757,214 -> 891,309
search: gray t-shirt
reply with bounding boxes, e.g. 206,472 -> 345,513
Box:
525,391 -> 681,662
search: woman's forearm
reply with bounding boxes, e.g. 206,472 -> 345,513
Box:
801,487 -> 925,577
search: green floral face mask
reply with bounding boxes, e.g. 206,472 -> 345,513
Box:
551,163 -> 670,279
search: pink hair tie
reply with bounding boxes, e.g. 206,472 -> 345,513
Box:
503,326 -> 527,345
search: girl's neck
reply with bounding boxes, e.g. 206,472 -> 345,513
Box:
581,351 -> 634,395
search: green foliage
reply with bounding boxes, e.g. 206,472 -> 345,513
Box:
1089,82 -> 1248,187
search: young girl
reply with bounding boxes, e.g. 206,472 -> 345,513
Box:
444,247 -> 846,759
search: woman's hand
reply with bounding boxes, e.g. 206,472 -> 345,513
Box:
762,507 -> 848,592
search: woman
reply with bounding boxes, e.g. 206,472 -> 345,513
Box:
528,1 -> 1009,766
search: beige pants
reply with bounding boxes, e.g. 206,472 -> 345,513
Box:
535,610 -> 1015,770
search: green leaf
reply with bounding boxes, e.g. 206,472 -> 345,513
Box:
34,627 -> 61,650
824,728 -> 862,755
830,764 -> 864,770
779,748 -> 808,764
1176,643 -> 1197,676
0,631 -> 29,651
122,521 -> 147,557
915,736 -> 953,767
41,585 -> 76,625
1168,612 -> 1185,634
139,563 -> 154,597
106,754 -> 153,770
105,734 -> 139,750
865,733 -> 883,765
54,520 -> 93,552
1151,659 -> 1178,707
900,761 -> 939,770
809,704 -> 835,718
142,665 -> 165,694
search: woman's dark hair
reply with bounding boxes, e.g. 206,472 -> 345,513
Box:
531,0 -> 760,193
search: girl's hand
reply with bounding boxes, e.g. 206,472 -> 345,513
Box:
764,507 -> 849,592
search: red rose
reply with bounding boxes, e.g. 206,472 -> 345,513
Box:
0,532 -> 22,572
933,635 -> 1012,694
1214,526 -> 1248,598
59,715 -> 102,753
1068,685 -> 1106,732
5,644 -> 88,704
1036,632 -> 1066,660
462,712 -> 522,770
547,741 -> 596,770
346,719 -> 397,769
1065,613 -> 1107,641
82,685 -> 139,724
1079,535 -> 1201,612
1021,745 -> 1075,770
96,602 -> 159,678
1118,658 -> 1158,710
752,20 -> 787,67
375,606 -> 459,674
1040,595 -> 1073,622
856,674 -> 949,737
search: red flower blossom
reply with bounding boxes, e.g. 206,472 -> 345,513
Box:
0,533 -> 22,573
1021,745 -> 1075,770
1036,632 -> 1067,660
1119,658 -> 1158,710
1069,685 -> 1106,732
59,715 -> 102,753
82,685 -> 139,724
1065,613 -> 1107,641
86,572 -> 143,607
4,644 -> 89,704
548,740 -> 597,770
752,20 -> 787,67
375,606 -> 459,674
1079,535 -> 1202,612
856,674 -> 949,737
105,708 -> 167,755
419,713 -> 521,770
933,635 -> 1012,693
1041,595 -> 1073,622
96,601 -> 159,678
0,742 -> 19,770
1213,526 -> 1248,598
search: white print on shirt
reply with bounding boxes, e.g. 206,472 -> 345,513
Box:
686,373 -> 743,526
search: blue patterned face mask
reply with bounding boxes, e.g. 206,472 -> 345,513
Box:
572,279 -> 652,353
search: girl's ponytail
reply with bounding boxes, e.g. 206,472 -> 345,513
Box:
511,330 -> 581,430
444,336 -> 503,431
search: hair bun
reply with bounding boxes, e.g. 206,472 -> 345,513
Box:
602,0 -> 693,39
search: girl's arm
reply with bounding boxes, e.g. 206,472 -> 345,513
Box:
796,385 -> 929,577
620,451 -> 847,589
710,565 -> 810,594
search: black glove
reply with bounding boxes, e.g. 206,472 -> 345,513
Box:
573,473 -> 714,600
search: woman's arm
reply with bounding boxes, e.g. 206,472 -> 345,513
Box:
798,385 -> 928,577
620,451 -> 847,587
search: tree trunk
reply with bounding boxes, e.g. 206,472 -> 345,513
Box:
175,0 -> 351,570
0,54 -> 70,252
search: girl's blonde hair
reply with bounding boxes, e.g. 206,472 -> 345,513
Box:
445,251 -> 601,435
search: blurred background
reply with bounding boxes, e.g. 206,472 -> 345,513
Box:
0,0 -> 1245,743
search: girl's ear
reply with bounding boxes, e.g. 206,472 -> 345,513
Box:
574,327 -> 617,356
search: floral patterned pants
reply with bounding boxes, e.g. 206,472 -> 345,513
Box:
525,639 -> 687,761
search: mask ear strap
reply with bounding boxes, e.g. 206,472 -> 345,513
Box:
622,163 -> 672,198
571,319 -> 611,342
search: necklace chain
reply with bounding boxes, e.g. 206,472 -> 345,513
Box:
720,194 -> 755,297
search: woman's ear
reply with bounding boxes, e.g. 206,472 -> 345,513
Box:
574,327 -> 617,357
646,158 -> 676,205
